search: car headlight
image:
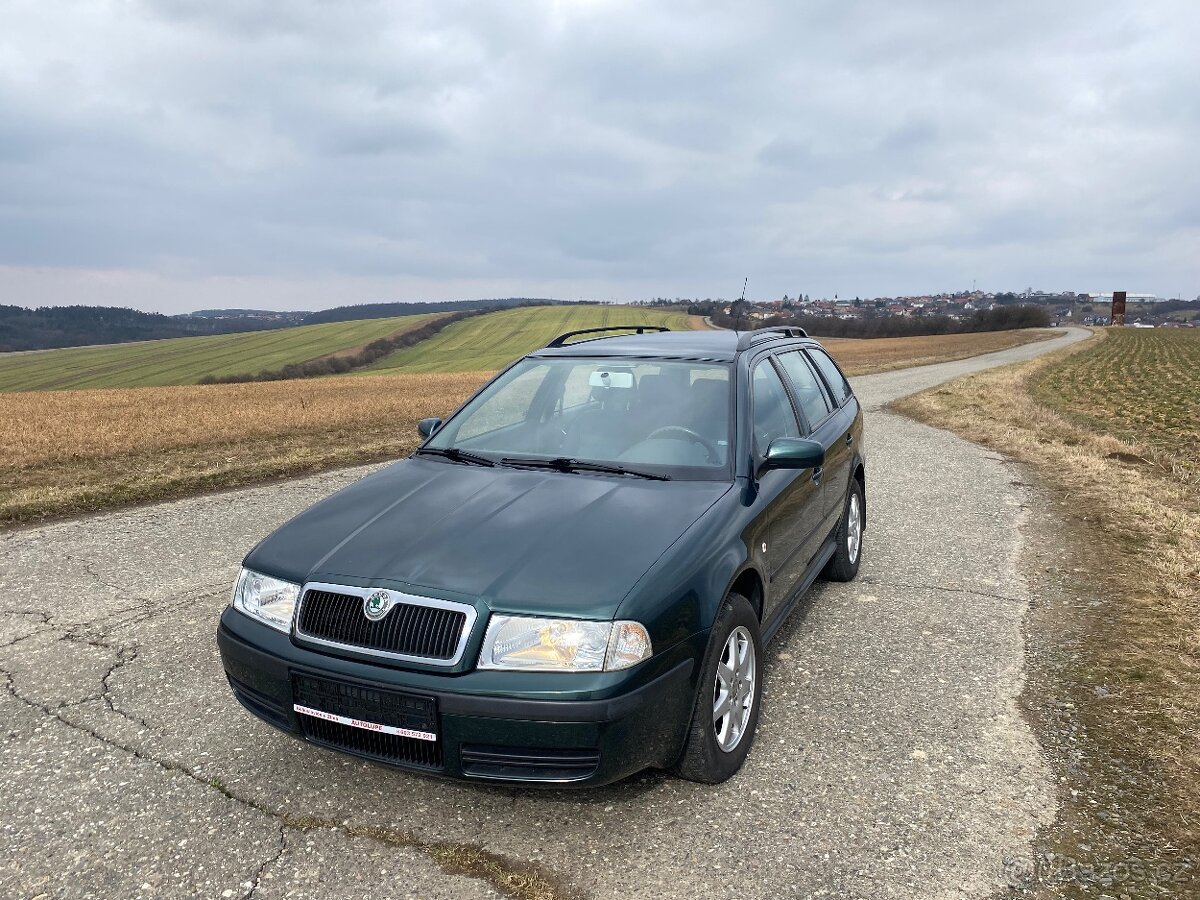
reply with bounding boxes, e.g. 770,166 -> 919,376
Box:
230,567 -> 299,633
478,615 -> 652,672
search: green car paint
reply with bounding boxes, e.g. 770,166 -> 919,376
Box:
217,327 -> 865,786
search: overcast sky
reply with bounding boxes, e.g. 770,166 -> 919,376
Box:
1,0 -> 1197,313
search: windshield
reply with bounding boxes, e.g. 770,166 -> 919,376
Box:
426,358 -> 733,479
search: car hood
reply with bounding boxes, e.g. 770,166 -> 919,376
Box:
245,456 -> 732,619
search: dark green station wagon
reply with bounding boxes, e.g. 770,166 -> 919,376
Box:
217,325 -> 866,785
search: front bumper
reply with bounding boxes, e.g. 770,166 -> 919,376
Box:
216,608 -> 702,786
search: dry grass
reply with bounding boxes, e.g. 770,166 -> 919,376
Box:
0,373 -> 487,526
821,327 -> 1053,375
892,328 -> 1200,887
0,328 -> 1049,527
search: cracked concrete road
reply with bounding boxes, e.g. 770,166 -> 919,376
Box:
1,328 -> 1091,900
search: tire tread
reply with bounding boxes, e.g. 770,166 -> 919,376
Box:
673,592 -> 763,784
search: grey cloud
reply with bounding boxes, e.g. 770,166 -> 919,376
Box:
0,0 -> 1196,311
757,138 -> 817,170
880,118 -> 939,153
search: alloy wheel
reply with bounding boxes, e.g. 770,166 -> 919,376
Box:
713,626 -> 756,752
847,493 -> 862,564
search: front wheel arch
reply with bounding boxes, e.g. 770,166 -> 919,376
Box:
672,591 -> 764,783
726,567 -> 765,621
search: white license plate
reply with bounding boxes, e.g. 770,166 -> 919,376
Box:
293,703 -> 437,742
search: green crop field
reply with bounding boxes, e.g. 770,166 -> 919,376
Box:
0,314 -> 440,392
1032,327 -> 1200,477
361,305 -> 703,374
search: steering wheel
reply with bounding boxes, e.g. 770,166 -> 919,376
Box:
646,426 -> 721,464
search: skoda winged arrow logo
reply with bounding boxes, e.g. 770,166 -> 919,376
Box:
363,590 -> 393,621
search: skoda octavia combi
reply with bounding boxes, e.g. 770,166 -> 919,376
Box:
217,324 -> 866,785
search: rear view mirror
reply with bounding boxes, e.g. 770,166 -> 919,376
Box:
588,369 -> 634,389
417,417 -> 442,439
763,437 -> 825,471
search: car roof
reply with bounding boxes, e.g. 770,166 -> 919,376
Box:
533,329 -> 817,362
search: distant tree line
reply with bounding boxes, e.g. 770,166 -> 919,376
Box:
301,297 -> 564,325
1122,298 -> 1196,313
0,304 -> 289,352
0,297 -> 575,353
710,304 -> 1050,337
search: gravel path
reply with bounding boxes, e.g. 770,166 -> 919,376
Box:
0,328 -> 1091,900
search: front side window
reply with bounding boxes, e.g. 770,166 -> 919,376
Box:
427,358 -> 733,478
777,351 -> 832,430
751,361 -> 799,455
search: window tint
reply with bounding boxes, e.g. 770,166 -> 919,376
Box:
751,362 -> 799,454
453,364 -> 549,441
429,358 -> 733,474
561,364 -> 597,409
806,349 -> 853,406
777,351 -> 833,429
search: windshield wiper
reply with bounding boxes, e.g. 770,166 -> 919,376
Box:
415,447 -> 495,467
500,456 -> 671,481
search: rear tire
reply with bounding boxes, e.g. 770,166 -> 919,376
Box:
673,592 -> 763,784
822,478 -> 864,582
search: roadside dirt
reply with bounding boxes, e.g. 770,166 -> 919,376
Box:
1001,479 -> 1198,898
891,331 -> 1199,899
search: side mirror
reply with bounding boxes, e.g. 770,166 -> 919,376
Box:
762,437 -> 825,471
417,417 -> 442,439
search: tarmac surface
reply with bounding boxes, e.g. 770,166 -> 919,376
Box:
1,328 -> 1091,900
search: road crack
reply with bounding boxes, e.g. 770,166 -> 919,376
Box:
0,611 -> 56,649
80,577 -> 231,634
65,553 -> 126,594
243,824 -> 286,900
0,666 -> 573,900
97,643 -> 155,730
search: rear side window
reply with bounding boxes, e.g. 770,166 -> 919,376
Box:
776,351 -> 832,430
751,362 -> 800,454
806,349 -> 853,407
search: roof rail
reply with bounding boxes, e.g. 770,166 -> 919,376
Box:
734,325 -> 809,352
545,325 -> 671,348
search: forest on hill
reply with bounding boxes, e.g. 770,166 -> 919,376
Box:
0,298 -> 565,352
0,304 -> 287,352
302,297 -> 559,324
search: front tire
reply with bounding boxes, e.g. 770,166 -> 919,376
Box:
673,592 -> 763,784
822,478 -> 864,582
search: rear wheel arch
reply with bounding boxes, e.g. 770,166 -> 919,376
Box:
821,476 -> 864,583
853,461 -> 866,528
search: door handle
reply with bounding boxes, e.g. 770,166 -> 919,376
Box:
811,466 -> 823,483
845,432 -> 853,446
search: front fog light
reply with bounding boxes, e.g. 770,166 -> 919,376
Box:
478,615 -> 652,672
231,568 -> 299,633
